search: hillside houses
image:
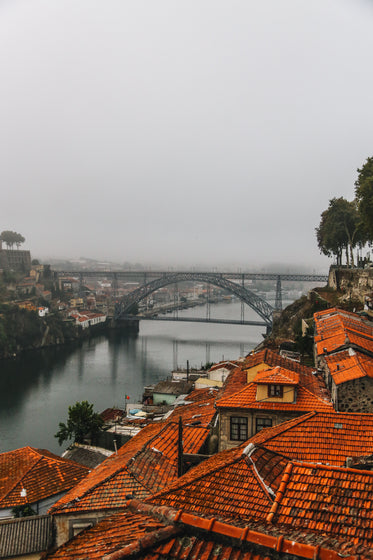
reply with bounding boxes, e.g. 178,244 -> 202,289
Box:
7,303 -> 373,557
314,307 -> 373,411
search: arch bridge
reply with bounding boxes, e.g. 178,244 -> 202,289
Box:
114,271 -> 275,331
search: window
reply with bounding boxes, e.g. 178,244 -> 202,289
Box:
230,416 -> 248,441
256,417 -> 272,433
267,384 -> 283,398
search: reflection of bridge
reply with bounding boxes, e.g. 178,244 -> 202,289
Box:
56,269 -> 328,332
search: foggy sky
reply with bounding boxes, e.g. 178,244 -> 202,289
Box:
1,0 -> 373,271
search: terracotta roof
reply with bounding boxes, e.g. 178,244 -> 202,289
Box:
314,307 -> 373,357
249,411 -> 373,466
147,444 -> 275,522
253,366 -> 299,385
215,381 -> 333,412
324,349 -> 373,385
242,349 -> 329,400
218,365 -> 248,399
164,388 -> 218,428
244,348 -> 315,376
208,360 -> 241,372
0,447 -> 89,508
183,386 -> 220,403
268,461 -> 373,548
49,422 -> 209,515
44,498 -> 373,560
44,508 -> 173,559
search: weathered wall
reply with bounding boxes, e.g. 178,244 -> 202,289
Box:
336,377 -> 373,412
0,249 -> 31,272
317,355 -> 373,412
328,267 -> 373,301
54,509 -> 122,548
218,409 -> 301,452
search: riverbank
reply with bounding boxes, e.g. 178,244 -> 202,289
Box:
0,305 -> 139,360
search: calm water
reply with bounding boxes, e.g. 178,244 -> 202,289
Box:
0,301 -> 268,454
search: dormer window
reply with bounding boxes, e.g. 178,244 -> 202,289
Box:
267,385 -> 283,398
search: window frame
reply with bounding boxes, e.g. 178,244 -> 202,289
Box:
230,416 -> 248,441
267,384 -> 283,398
255,417 -> 273,433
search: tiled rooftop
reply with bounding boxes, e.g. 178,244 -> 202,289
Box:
249,411 -> 373,466
50,421 -> 210,515
215,380 -> 333,412
253,366 -> 299,385
242,348 -> 329,400
164,391 -> 218,427
314,307 -> 373,357
0,447 -> 89,508
324,349 -> 373,385
218,365 -> 248,399
268,461 -> 373,548
44,497 -> 373,560
147,445 -> 275,522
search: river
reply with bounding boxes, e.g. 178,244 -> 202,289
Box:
0,300 -> 281,455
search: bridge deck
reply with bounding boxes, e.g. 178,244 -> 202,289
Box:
122,315 -> 267,327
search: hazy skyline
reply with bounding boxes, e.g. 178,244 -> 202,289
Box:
1,0 -> 373,272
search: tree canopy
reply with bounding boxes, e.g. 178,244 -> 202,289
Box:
355,156 -> 373,240
0,230 -> 25,249
55,400 -> 104,446
316,197 -> 367,267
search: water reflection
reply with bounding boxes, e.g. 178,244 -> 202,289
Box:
0,302 -> 264,454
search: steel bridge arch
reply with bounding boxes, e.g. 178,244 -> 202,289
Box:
114,272 -> 274,328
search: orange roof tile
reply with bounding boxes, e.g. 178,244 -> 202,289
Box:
50,422 -> 209,515
215,381 -> 333,412
242,349 -> 329,400
0,447 -> 89,508
249,411 -> 373,466
218,365 -> 248,399
314,307 -> 373,357
325,349 -> 373,385
44,499 -> 373,559
268,461 -> 373,548
147,445 -> 276,522
253,366 -> 299,386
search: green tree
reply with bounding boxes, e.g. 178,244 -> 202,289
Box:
55,401 -> 104,446
0,230 -> 25,249
316,197 -> 367,266
355,156 -> 373,240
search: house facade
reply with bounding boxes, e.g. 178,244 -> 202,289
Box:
215,349 -> 332,451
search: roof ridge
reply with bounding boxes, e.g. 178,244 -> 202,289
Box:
50,425 -> 171,513
298,384 -> 331,403
266,461 -> 293,523
243,453 -> 276,503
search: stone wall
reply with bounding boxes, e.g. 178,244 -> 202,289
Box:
328,266 -> 373,302
0,249 -> 31,272
218,409 -> 301,451
335,377 -> 373,413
